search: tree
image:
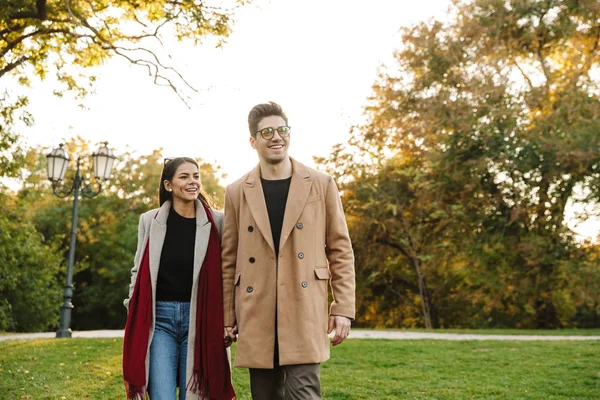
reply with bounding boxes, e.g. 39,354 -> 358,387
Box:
319,0 -> 600,328
0,95 -> 29,178
318,134 -> 470,329
0,0 -> 246,175
0,192 -> 63,332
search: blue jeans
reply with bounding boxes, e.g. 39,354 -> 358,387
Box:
148,301 -> 190,400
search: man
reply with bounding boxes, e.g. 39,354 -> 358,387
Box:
221,101 -> 355,399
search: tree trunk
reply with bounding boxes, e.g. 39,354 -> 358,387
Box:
412,258 -> 433,329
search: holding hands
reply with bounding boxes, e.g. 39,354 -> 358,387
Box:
223,325 -> 237,348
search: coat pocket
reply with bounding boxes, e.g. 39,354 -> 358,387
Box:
307,194 -> 321,204
314,267 -> 330,280
234,272 -> 241,285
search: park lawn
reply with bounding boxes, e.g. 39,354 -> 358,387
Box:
391,328 -> 600,336
0,338 -> 598,399
365,328 -> 600,336
3,329 -> 600,337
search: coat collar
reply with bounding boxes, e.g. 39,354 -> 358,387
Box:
242,157 -> 313,254
154,199 -> 210,227
243,157 -> 310,186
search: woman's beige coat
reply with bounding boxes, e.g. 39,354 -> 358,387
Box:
123,199 -> 228,399
221,158 -> 355,368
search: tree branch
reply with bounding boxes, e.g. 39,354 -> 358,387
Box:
570,21 -> 600,89
376,238 -> 413,262
10,0 -> 48,20
0,56 -> 29,79
511,58 -> 534,90
0,24 -> 26,39
0,28 -> 75,60
389,278 -> 420,294
100,45 -> 193,107
81,0 -> 110,14
395,199 -> 420,256
65,0 -> 195,106
113,46 -> 196,90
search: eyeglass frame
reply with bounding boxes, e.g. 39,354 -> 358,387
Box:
255,125 -> 291,141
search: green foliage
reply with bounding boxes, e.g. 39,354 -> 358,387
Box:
0,194 -> 62,332
1,0 -> 244,93
0,94 -> 30,178
0,0 -> 247,177
317,0 -> 600,329
11,137 -> 226,330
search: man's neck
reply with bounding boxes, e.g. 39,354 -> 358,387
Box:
260,157 -> 292,180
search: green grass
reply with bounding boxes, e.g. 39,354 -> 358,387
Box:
361,328 -> 600,336
1,338 -> 599,399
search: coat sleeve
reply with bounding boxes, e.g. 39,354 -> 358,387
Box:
123,213 -> 148,311
221,186 -> 239,326
211,209 -> 225,239
324,176 -> 356,320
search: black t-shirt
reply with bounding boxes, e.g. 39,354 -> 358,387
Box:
156,208 -> 196,302
261,177 -> 292,256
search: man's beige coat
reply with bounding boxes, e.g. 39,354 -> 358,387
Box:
123,199 -> 229,400
221,158 -> 355,368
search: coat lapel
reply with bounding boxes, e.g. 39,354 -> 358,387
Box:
279,158 -> 313,252
149,201 -> 171,294
242,165 -> 276,254
193,199 -> 211,279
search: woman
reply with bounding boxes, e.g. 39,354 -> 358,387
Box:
122,157 -> 235,400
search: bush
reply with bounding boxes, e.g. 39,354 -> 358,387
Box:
0,195 -> 63,332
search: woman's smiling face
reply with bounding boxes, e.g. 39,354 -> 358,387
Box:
164,162 -> 200,204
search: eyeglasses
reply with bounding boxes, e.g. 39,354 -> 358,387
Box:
256,125 -> 291,140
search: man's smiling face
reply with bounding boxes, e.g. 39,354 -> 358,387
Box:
250,115 -> 290,165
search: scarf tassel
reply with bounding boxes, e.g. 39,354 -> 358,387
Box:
125,382 -> 148,400
186,371 -> 208,398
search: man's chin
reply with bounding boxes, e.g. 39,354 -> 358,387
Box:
265,154 -> 288,165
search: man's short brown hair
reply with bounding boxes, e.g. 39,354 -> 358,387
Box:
247,101 -> 288,137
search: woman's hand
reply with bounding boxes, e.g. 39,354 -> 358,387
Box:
223,326 -> 237,347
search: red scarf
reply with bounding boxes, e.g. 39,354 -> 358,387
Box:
123,205 -> 235,400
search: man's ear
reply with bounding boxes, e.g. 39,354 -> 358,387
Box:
249,136 -> 257,150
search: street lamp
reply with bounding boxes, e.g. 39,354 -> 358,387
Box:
46,142 -> 116,338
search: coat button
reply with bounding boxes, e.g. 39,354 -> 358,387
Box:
249,257 -> 255,263
247,286 -> 253,293
301,281 -> 308,288
296,222 -> 303,229
298,252 -> 304,259
248,226 -> 254,232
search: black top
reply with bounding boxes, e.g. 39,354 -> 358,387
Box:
261,177 -> 292,256
156,208 -> 196,302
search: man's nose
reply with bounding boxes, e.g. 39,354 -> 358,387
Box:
271,131 -> 284,141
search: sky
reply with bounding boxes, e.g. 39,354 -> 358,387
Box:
17,0 -> 452,181
11,0 -> 599,241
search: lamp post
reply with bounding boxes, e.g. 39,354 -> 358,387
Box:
46,142 -> 116,338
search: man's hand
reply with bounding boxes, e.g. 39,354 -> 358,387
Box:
223,325 -> 238,348
328,315 -> 351,346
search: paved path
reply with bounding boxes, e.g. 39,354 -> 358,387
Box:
2,330 -> 599,342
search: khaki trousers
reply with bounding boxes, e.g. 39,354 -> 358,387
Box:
249,363 -> 321,400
